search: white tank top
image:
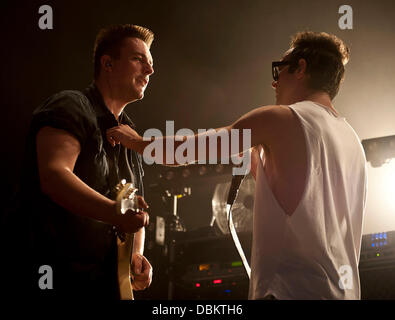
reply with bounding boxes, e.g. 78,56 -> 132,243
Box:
249,101 -> 368,300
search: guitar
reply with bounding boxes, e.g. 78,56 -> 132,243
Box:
115,179 -> 139,300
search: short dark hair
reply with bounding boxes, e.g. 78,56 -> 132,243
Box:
93,24 -> 154,79
286,31 -> 350,100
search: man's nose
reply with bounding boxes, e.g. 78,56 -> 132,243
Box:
144,63 -> 154,76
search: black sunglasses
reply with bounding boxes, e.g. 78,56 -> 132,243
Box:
272,61 -> 291,81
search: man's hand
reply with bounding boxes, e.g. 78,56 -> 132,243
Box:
106,124 -> 143,150
116,209 -> 149,234
115,195 -> 150,234
131,253 -> 153,291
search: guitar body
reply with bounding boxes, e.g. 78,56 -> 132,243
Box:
117,233 -> 134,300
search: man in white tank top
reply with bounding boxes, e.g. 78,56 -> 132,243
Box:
106,31 -> 367,299
247,32 -> 367,300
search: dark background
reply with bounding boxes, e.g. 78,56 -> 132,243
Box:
1,1 -> 395,298
2,0 -> 394,233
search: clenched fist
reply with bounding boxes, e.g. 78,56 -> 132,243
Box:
115,195 -> 149,234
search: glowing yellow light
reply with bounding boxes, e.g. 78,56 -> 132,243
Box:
199,264 -> 210,271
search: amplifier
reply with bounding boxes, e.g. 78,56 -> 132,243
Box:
359,231 -> 395,269
359,231 -> 395,300
164,228 -> 395,300
172,229 -> 251,300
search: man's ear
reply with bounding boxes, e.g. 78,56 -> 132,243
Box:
100,55 -> 113,72
295,58 -> 307,79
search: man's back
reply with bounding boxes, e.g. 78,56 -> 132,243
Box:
249,101 -> 367,299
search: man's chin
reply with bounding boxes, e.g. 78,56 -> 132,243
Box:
129,90 -> 144,102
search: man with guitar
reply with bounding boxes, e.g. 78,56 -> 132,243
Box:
18,24 -> 154,299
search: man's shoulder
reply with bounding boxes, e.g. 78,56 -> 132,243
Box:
54,89 -> 87,99
253,104 -> 294,117
44,89 -> 91,107
34,89 -> 93,116
251,104 -> 297,128
29,89 -> 98,142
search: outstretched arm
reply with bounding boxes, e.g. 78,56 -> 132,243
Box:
106,105 -> 290,166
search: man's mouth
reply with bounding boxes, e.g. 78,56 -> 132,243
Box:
138,78 -> 148,86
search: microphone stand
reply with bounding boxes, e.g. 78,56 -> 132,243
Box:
164,187 -> 191,300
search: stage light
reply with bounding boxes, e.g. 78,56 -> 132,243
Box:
213,279 -> 222,284
231,261 -> 242,267
376,159 -> 395,213
199,264 -> 210,271
215,164 -> 224,173
198,166 -> 207,176
369,232 -> 390,249
165,170 -> 175,180
182,168 -> 191,178
362,135 -> 395,167
365,158 -> 395,233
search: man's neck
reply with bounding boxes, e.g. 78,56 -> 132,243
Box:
94,79 -> 126,121
303,91 -> 339,116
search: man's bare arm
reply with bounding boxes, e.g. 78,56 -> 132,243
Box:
106,105 -> 290,165
133,228 -> 145,255
132,196 -> 150,255
36,126 -> 148,233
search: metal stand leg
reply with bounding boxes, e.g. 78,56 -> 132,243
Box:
165,188 -> 191,300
